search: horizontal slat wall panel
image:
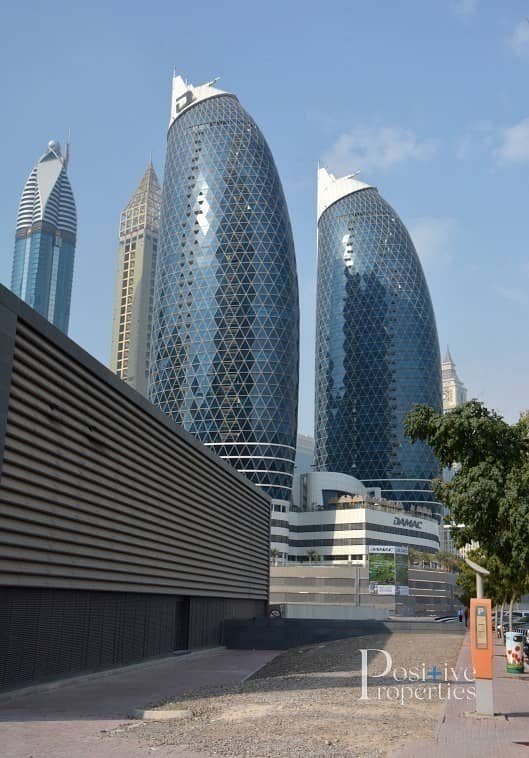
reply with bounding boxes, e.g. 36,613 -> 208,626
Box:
0,302 -> 17,472
8,328 -> 270,536
0,303 -> 271,599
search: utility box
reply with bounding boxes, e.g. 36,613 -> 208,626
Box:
505,631 -> 524,673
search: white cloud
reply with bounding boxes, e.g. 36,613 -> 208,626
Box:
323,127 -> 438,175
507,19 -> 529,60
496,117 -> 529,163
456,117 -> 529,165
408,217 -> 457,267
454,0 -> 479,17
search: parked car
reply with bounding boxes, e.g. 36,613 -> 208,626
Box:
496,611 -> 525,628
497,614 -> 529,633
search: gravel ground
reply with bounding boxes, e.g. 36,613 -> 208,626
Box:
111,632 -> 464,758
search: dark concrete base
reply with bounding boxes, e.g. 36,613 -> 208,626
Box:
222,617 -> 465,650
0,586 -> 265,691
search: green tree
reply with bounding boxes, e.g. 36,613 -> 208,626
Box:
456,556 -> 479,608
306,549 -> 320,563
405,401 -> 529,619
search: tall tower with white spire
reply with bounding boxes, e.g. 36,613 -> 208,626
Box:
148,74 -> 299,516
314,167 -> 443,518
441,347 -> 467,411
110,163 -> 161,395
11,140 -> 77,333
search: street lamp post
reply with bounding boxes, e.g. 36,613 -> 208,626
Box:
464,556 -> 489,600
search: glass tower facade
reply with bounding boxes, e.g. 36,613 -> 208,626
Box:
314,168 -> 442,519
11,141 -> 77,334
149,76 -> 299,504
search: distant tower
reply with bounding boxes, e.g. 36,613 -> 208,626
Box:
441,348 -> 468,553
149,75 -> 299,507
314,167 -> 442,518
110,163 -> 161,396
295,434 -> 315,476
11,140 -> 77,333
442,347 -> 467,411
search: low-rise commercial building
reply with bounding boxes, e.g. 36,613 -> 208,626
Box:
271,472 -> 440,565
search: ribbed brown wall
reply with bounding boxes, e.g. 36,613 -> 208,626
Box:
0,285 -> 270,689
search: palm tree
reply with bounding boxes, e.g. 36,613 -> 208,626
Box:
434,551 -> 462,572
306,549 -> 320,563
408,548 -> 422,566
270,548 -> 281,567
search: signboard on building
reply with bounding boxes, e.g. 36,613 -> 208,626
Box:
368,545 -> 409,595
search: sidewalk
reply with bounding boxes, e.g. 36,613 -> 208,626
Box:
396,634 -> 529,757
0,648 -> 278,758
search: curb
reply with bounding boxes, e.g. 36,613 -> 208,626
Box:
133,707 -> 193,721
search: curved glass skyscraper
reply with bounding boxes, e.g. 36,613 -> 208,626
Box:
149,76 -> 299,506
314,168 -> 442,518
11,141 -> 77,334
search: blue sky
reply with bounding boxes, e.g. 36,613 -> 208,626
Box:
1,0 -> 528,433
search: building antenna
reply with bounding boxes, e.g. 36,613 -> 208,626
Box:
65,128 -> 71,168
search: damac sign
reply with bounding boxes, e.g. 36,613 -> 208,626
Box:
393,516 -> 423,529
174,90 -> 195,114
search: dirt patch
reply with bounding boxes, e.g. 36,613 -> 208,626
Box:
112,632 -> 464,757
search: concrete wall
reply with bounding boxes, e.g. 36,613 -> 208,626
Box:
270,565 -> 458,617
282,604 -> 389,620
223,617 -> 464,650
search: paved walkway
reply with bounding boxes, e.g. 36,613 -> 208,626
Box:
0,648 -> 278,758
395,634 -> 529,757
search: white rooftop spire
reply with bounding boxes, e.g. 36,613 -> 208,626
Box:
169,74 -> 227,129
317,166 -> 372,222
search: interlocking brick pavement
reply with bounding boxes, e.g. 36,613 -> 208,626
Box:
394,634 -> 529,757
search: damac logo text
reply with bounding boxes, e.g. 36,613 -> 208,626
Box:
393,516 -> 423,529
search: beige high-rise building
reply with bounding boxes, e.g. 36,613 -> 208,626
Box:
441,347 -> 468,554
111,163 -> 161,395
442,347 -> 467,412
